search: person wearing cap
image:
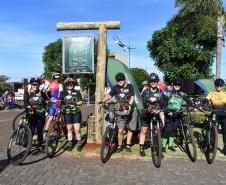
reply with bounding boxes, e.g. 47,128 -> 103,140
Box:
206,78 -> 226,155
103,72 -> 135,153
62,77 -> 83,152
161,77 -> 193,153
43,72 -> 63,135
139,73 -> 165,156
24,77 -> 48,152
5,91 -> 15,110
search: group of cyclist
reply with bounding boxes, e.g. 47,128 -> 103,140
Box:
24,72 -> 83,153
22,69 -> 226,158
103,72 -> 226,157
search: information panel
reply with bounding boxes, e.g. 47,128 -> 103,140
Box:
63,35 -> 94,74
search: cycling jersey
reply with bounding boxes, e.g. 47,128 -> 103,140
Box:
63,90 -> 83,115
142,87 -> 164,110
49,81 -> 63,100
109,83 -> 134,111
164,90 -> 192,111
24,90 -> 47,114
206,91 -> 226,116
48,81 -> 63,116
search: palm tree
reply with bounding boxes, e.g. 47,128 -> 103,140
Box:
175,0 -> 225,78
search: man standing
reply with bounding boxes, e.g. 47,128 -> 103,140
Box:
103,72 -> 135,153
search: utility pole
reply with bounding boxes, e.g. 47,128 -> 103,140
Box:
216,14 -> 224,79
113,36 -> 134,68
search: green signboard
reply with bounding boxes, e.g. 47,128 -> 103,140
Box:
63,35 -> 94,74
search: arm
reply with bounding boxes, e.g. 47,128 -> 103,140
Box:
76,91 -> 83,106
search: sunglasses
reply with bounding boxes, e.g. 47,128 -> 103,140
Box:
31,83 -> 39,86
216,85 -> 223,87
66,83 -> 74,86
174,84 -> 181,87
117,79 -> 124,82
150,80 -> 157,83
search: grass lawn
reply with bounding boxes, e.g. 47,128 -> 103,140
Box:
55,123 -> 226,163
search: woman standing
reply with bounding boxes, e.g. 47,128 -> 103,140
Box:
63,77 -> 83,152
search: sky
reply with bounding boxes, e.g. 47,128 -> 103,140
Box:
0,0 -> 226,82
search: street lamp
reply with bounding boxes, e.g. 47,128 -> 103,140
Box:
113,36 -> 135,68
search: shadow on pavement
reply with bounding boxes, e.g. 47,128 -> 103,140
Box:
0,158 -> 10,173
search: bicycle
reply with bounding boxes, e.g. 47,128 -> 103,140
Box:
198,103 -> 219,164
141,108 -> 162,168
100,102 -> 120,163
169,107 -> 197,162
45,101 -> 67,158
7,107 -> 32,165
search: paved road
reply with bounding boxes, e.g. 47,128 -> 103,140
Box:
1,110 -> 226,185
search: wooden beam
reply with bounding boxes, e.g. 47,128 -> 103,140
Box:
56,21 -> 120,31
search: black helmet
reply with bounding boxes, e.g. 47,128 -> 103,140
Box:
30,77 -> 40,85
214,78 -> 225,86
115,72 -> 125,82
149,73 -> 159,82
173,77 -> 183,86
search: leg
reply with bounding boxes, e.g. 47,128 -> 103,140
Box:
66,124 -> 73,151
73,123 -> 81,142
36,115 -> 45,148
168,118 -> 179,152
159,111 -> 165,127
139,126 -> 148,156
44,104 -> 57,131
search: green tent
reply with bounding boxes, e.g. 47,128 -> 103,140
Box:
194,79 -> 215,94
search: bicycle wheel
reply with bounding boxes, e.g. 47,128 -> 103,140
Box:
7,125 -> 32,165
45,121 -> 61,158
150,126 -> 162,168
206,126 -> 218,164
182,124 -> 197,162
100,126 -> 117,163
12,111 -> 26,130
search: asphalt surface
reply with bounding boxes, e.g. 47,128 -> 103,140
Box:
1,109 -> 226,185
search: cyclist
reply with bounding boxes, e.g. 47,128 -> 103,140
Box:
139,73 -> 165,156
103,72 -> 135,153
161,77 -> 193,153
206,78 -> 226,155
24,77 -> 48,152
63,77 -> 83,152
43,72 -> 63,135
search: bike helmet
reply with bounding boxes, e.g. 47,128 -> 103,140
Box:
115,72 -> 125,82
214,78 -> 225,86
173,77 -> 183,86
149,73 -> 159,82
52,72 -> 61,79
64,77 -> 75,85
30,77 -> 40,85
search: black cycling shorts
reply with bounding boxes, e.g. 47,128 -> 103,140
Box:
64,112 -> 82,124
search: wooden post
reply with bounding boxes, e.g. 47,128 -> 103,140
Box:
87,114 -> 95,143
56,21 -> 120,144
94,24 -> 107,143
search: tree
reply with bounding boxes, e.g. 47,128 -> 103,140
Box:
130,68 -> 149,91
0,75 -> 11,91
147,0 -> 225,80
175,0 -> 225,78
